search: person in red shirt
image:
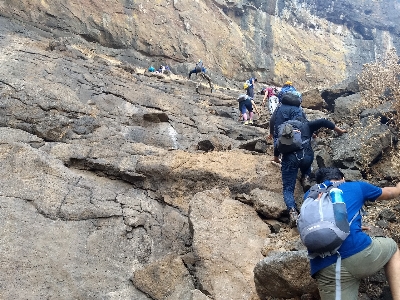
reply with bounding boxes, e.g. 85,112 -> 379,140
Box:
262,87 -> 279,114
261,87 -> 276,105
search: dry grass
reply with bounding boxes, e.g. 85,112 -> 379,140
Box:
354,48 -> 400,175
352,49 -> 400,298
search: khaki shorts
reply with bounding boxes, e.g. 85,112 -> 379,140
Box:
315,237 -> 398,300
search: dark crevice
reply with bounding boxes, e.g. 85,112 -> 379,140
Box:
66,158 -> 146,187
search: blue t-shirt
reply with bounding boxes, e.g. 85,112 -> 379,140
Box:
306,180 -> 382,277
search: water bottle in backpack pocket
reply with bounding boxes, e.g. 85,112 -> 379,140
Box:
330,187 -> 350,233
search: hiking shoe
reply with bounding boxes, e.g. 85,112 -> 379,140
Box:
301,175 -> 312,192
249,120 -> 253,124
244,121 -> 249,125
289,208 -> 298,228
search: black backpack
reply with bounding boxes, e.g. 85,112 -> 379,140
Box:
237,94 -> 249,102
275,119 -> 309,154
281,91 -> 302,107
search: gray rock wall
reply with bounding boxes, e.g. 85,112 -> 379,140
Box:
0,0 -> 398,89
1,2 -> 399,299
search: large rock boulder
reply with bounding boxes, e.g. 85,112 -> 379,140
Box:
331,119 -> 394,170
302,88 -> 326,110
332,93 -> 365,124
249,188 -> 287,219
189,188 -> 270,300
254,251 -> 318,299
132,254 -> 195,300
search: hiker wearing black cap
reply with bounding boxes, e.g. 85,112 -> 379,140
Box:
268,92 -> 306,164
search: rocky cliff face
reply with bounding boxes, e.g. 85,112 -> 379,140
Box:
1,1 -> 400,300
0,0 -> 399,89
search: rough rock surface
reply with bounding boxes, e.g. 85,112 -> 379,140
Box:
0,0 -> 399,89
254,251 -> 319,299
1,2 -> 400,300
189,188 -> 270,300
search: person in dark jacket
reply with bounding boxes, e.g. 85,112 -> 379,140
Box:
268,96 -> 306,164
280,119 -> 346,227
277,80 -> 297,102
188,59 -> 213,92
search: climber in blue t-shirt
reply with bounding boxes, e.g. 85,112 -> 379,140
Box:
305,167 -> 400,300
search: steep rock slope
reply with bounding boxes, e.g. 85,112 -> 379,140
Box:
0,0 -> 399,89
1,2 -> 400,300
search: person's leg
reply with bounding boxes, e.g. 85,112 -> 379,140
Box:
244,100 -> 254,123
202,73 -> 212,89
345,237 -> 398,278
331,237 -> 398,299
249,111 -> 254,120
385,248 -> 400,299
316,263 -> 360,300
248,86 -> 254,98
298,150 -> 314,191
281,154 -> 299,210
243,100 -> 253,124
188,69 -> 196,78
300,161 -> 312,178
239,102 -> 247,121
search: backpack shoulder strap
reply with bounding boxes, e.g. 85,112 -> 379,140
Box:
307,183 -> 327,199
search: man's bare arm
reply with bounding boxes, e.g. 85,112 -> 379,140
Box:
377,183 -> 400,200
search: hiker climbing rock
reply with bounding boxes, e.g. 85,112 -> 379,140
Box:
305,167 -> 400,300
244,77 -> 257,99
237,94 -> 260,125
277,81 -> 297,102
189,59 -> 213,93
189,59 -> 205,78
261,86 -> 279,114
268,92 -> 306,165
273,118 -> 346,227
